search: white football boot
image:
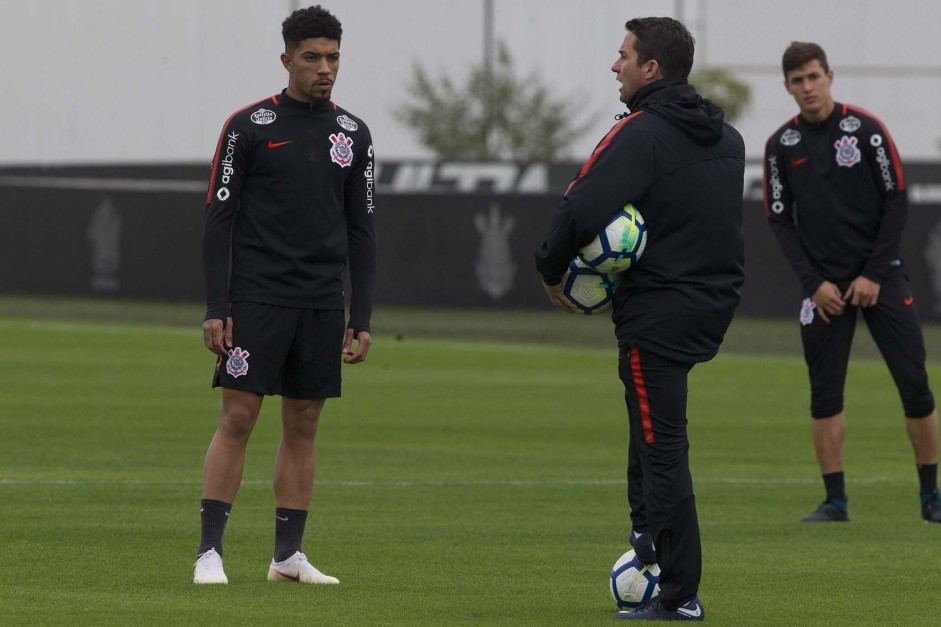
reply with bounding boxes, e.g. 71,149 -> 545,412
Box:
267,551 -> 339,584
193,548 -> 228,584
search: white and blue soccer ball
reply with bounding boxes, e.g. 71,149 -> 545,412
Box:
579,204 -> 647,274
610,549 -> 660,609
562,257 -> 621,315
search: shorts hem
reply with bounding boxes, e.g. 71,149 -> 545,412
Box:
213,381 -> 342,400
282,389 -> 342,400
213,380 -> 276,396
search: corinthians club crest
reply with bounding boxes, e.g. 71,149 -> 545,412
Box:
834,135 -> 861,168
329,132 -> 354,167
226,347 -> 250,378
799,298 -> 816,326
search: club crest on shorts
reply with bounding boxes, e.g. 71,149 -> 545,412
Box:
800,298 -> 816,326
226,347 -> 250,378
834,135 -> 861,167
329,132 -> 354,167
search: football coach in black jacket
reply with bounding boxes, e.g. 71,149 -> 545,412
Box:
535,17 -> 745,621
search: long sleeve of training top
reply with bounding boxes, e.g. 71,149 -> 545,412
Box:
535,78 -> 745,363
763,102 -> 907,294
202,91 -> 377,334
343,142 -> 377,335
534,114 -> 656,285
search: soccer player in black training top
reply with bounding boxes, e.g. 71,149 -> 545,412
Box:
535,18 -> 744,621
194,5 -> 377,584
764,42 -> 941,524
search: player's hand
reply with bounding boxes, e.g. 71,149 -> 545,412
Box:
543,280 -> 577,314
843,276 -> 881,308
342,329 -> 371,364
811,281 -> 844,324
203,317 -> 233,356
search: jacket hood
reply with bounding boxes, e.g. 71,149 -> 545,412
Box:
625,77 -> 726,146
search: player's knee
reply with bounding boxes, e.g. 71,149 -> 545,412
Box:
282,401 -> 324,436
218,417 -> 255,442
218,403 -> 260,439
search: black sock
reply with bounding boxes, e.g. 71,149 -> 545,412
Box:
274,508 -> 309,562
822,472 -> 847,506
917,463 -> 938,500
197,499 -> 232,557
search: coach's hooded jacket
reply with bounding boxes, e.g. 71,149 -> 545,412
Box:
534,77 -> 745,363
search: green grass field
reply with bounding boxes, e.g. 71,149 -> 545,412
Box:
1,296 -> 940,626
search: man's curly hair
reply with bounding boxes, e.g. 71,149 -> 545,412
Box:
282,5 -> 342,50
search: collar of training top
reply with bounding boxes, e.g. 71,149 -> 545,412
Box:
625,76 -> 690,112
277,89 -> 336,112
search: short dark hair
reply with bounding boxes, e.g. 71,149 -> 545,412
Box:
625,17 -> 695,78
282,5 -> 342,50
782,42 -> 829,77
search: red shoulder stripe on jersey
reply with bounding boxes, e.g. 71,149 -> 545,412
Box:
206,97 -> 271,203
841,103 -> 848,116
271,94 -> 279,105
845,104 -> 906,190
564,112 -> 643,196
630,348 -> 655,444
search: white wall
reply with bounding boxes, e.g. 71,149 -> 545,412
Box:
1,0 -> 939,165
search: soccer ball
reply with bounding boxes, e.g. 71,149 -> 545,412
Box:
562,257 -> 621,314
579,204 -> 647,274
610,549 -> 660,609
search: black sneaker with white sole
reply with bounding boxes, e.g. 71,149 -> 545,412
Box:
614,596 -> 705,621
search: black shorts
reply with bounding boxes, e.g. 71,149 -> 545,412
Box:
212,302 -> 345,400
800,275 -> 934,418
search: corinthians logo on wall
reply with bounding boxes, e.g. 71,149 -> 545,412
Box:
87,196 -> 121,292
474,202 -> 515,301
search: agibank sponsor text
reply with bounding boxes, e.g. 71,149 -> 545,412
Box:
215,132 -> 239,202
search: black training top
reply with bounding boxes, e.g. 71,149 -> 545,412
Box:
203,90 -> 376,335
763,102 -> 907,295
535,77 -> 746,363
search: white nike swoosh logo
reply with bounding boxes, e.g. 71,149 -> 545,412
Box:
631,531 -> 656,550
224,511 -> 230,517
275,515 -> 289,521
676,605 -> 702,618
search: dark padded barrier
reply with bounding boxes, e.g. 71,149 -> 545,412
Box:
2,162 -> 940,318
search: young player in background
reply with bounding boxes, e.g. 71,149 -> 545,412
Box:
764,41 -> 941,524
